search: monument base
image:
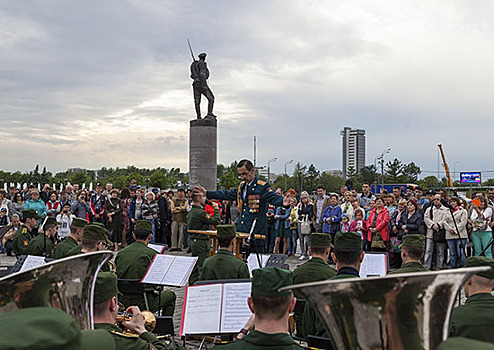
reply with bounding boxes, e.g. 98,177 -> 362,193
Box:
189,117 -> 217,190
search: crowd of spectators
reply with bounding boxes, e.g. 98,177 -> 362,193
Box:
1,181 -> 493,267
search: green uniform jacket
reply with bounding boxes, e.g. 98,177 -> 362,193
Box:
449,293 -> 494,342
207,177 -> 284,235
199,249 -> 250,281
12,225 -> 33,256
214,330 -> 303,349
25,234 -> 54,258
53,236 -> 78,259
115,241 -> 176,315
302,270 -> 359,340
187,205 -> 220,239
292,257 -> 336,335
94,323 -> 168,350
387,261 -> 428,274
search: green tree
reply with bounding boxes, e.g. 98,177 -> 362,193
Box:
306,164 -> 320,191
149,171 -> 168,189
69,172 -> 90,187
319,172 -> 345,194
357,165 -> 378,184
292,162 -> 307,191
385,158 -> 403,182
418,176 -> 442,190
402,162 -> 421,182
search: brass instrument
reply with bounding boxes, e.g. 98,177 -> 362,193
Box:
281,267 -> 489,350
116,310 -> 157,334
0,251 -> 112,330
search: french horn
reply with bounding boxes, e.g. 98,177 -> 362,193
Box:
282,267 -> 489,350
0,251 -> 112,330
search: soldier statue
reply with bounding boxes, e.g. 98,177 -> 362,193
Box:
190,52 -> 216,119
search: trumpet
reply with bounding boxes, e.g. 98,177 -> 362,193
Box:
116,310 -> 156,334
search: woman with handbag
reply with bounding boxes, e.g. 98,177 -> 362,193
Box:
298,191 -> 313,260
468,196 -> 493,258
365,197 -> 390,252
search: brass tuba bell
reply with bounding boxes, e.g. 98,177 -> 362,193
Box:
282,267 -> 489,350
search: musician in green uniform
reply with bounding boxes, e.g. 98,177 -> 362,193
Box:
115,220 -> 176,316
93,272 -> 169,350
53,217 -> 87,259
215,267 -> 303,349
194,159 -> 290,251
0,306 -> 116,350
187,190 -> 220,285
292,233 -> 336,335
302,231 -> 364,340
66,223 -> 113,271
199,224 -> 250,281
12,209 -> 41,256
388,234 -> 428,274
438,337 -> 494,350
25,216 -> 59,257
449,256 -> 494,342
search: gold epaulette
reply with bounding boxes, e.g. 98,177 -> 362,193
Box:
257,180 -> 266,186
110,329 -> 140,338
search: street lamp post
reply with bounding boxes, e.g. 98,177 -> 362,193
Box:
453,161 -> 460,183
379,149 -> 391,190
284,160 -> 293,191
267,158 -> 277,184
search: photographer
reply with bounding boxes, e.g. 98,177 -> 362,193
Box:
56,203 -> 74,240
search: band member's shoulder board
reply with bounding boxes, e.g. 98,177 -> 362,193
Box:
21,228 -> 27,234
257,180 -> 267,186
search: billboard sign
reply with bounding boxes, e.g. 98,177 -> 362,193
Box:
460,172 -> 481,184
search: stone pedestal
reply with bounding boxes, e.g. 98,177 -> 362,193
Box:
189,118 -> 217,190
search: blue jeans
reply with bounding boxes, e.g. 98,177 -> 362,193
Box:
290,229 -> 298,254
447,239 -> 467,268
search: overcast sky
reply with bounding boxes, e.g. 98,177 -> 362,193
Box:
2,1 -> 494,179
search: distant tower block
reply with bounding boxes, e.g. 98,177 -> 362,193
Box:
189,118 -> 217,190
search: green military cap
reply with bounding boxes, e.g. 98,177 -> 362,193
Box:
310,233 -> 332,247
0,307 -> 115,350
92,222 -> 106,229
437,337 -> 494,350
217,224 -> 236,239
71,217 -> 88,228
44,216 -> 61,228
400,234 -> 426,249
22,209 -> 43,219
334,231 -> 362,251
465,256 -> 494,279
134,219 -> 153,232
252,267 -> 293,298
83,223 -> 112,245
94,272 -> 118,304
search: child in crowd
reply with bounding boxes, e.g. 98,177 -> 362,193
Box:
0,208 -> 10,226
350,208 -> 367,241
340,214 -> 350,232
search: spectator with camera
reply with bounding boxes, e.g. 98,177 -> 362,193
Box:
56,203 -> 75,240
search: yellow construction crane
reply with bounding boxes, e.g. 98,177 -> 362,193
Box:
438,144 -> 453,187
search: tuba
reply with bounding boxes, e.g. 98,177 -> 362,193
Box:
0,251 -> 112,330
282,267 -> 489,350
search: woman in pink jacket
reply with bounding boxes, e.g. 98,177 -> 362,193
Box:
365,197 -> 390,252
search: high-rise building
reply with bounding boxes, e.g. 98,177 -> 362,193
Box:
340,127 -> 366,179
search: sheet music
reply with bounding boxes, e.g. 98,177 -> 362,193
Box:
162,256 -> 198,287
181,284 -> 223,335
359,253 -> 387,278
220,282 -> 252,333
141,254 -> 174,284
20,255 -> 46,272
147,243 -> 165,254
247,254 -> 270,277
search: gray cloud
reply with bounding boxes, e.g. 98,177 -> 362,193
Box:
1,0 -> 494,179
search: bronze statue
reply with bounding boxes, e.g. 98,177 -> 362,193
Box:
189,41 -> 216,120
